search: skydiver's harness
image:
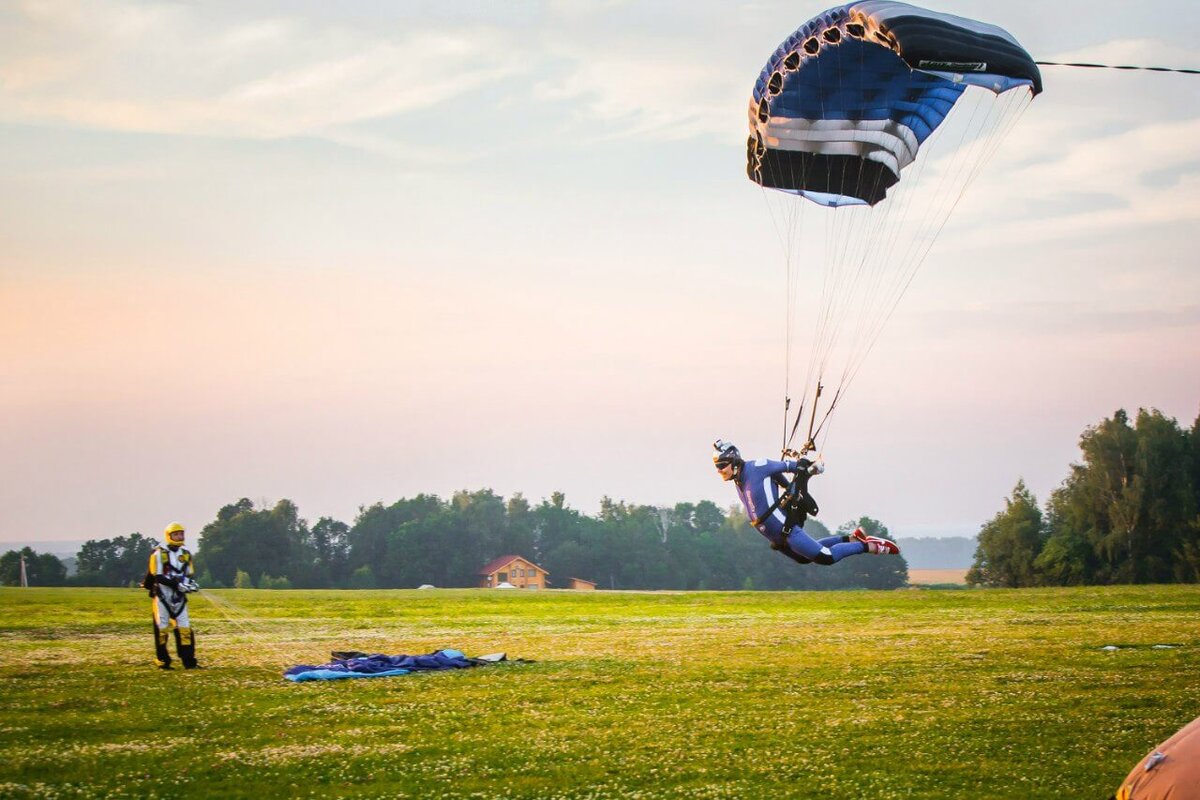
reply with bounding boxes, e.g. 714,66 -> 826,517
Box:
141,546 -> 193,619
749,460 -> 820,542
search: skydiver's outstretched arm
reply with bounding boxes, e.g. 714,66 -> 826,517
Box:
760,458 -> 801,478
764,458 -> 824,479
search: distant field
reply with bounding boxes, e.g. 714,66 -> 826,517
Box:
907,568 -> 969,585
2,586 -> 1198,799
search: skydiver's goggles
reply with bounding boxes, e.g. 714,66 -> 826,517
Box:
714,458 -> 737,469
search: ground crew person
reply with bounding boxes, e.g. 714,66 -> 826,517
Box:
147,522 -> 200,669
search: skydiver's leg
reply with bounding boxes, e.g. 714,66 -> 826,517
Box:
152,598 -> 172,669
766,528 -> 813,564
174,605 -> 198,668
786,527 -> 867,565
816,535 -> 850,548
777,544 -> 813,564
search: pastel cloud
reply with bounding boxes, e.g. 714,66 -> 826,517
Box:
0,0 -> 527,138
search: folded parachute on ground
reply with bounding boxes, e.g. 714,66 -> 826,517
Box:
747,1 -> 1041,207
284,649 -> 526,682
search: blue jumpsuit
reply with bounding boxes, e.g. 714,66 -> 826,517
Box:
734,458 -> 867,565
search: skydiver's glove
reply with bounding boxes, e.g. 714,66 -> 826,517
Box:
179,578 -> 200,594
807,461 -> 825,476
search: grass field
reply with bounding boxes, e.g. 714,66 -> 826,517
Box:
2,586 -> 1198,799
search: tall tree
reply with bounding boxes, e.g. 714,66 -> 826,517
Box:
1041,408 -> 1197,584
1179,412 -> 1200,582
197,498 -> 311,586
0,548 -> 67,586
75,533 -> 156,586
1130,408 -> 1196,581
967,480 -> 1045,587
503,493 -> 537,559
308,517 -> 350,588
346,494 -> 444,584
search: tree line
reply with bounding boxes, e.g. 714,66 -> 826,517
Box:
2,493 -> 907,591
9,407 -> 1195,592
968,408 -> 1200,587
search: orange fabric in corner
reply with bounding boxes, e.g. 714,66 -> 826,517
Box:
1114,714 -> 1200,800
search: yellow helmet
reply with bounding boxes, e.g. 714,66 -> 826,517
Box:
163,522 -> 186,544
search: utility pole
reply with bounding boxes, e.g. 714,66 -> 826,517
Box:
19,553 -> 29,588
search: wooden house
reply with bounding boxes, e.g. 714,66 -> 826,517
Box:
566,577 -> 597,591
478,555 -> 548,589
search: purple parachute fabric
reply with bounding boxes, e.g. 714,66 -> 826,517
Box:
285,648 -> 480,682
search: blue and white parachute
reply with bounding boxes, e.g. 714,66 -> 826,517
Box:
748,2 -> 1041,207
747,2 -> 1040,452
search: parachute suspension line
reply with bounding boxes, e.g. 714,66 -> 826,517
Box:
802,381 -> 824,453
782,396 -> 792,451
784,147 -> 806,446
808,385 -> 842,448
832,86 -> 994,398
873,86 -> 1030,341
758,123 -> 809,449
899,89 -> 1030,288
801,49 -> 836,431
750,6 -> 1042,457
818,40 -> 907,424
775,41 -> 843,449
758,184 -> 796,445
794,48 -> 913,450
838,46 -> 891,327
1035,60 -> 1200,76
784,43 -> 866,450
786,194 -> 810,448
787,396 -> 807,449
837,87 -> 1033,404
838,88 -> 1000,396
196,590 -> 297,674
785,136 -> 806,447
799,83 -> 1033,454
832,126 -> 919,386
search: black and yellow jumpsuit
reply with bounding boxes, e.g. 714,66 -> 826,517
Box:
149,545 -> 198,669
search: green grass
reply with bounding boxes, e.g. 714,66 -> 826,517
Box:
1,586 -> 1198,799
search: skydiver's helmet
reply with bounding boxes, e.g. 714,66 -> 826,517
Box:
713,440 -> 743,481
163,522 -> 186,547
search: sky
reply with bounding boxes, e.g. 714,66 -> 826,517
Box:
2,0 -> 1198,547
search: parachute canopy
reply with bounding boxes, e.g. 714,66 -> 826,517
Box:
748,1 -> 1041,207
745,3 -> 1040,454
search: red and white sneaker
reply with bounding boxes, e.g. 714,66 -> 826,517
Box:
849,527 -> 869,545
865,536 -> 900,555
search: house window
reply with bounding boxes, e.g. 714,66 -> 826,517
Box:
498,572 -> 508,582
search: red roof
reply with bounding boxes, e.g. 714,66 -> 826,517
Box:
477,555 -> 547,576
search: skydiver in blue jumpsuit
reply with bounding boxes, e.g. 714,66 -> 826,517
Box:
712,440 -> 899,565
